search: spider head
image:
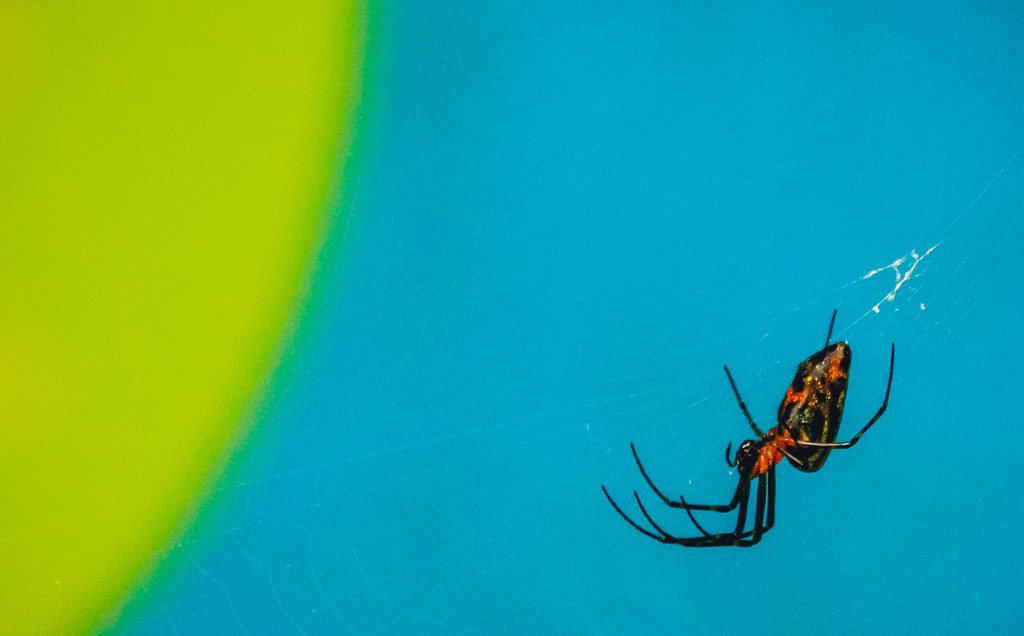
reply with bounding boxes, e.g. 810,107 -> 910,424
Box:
726,439 -> 760,473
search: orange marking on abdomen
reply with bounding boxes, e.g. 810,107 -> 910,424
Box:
784,386 -> 807,405
826,351 -> 847,382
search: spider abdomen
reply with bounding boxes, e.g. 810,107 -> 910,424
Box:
778,342 -> 851,472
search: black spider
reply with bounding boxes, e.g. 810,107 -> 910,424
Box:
601,310 -> 894,547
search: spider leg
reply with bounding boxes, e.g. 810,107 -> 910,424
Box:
686,471 -> 769,548
723,365 -> 767,437
647,479 -> 753,544
609,444 -> 766,547
626,443 -> 713,535
793,342 -> 895,450
637,480 -> 753,547
600,486 -> 666,542
763,466 -> 776,533
670,478 -> 756,547
633,491 -> 682,538
729,478 -> 751,536
739,471 -> 769,546
681,467 -> 776,548
601,486 -> 717,545
604,474 -> 773,548
631,442 -> 744,512
823,309 -> 837,348
682,509 -> 713,536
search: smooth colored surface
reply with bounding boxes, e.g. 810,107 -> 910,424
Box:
0,2 -> 364,633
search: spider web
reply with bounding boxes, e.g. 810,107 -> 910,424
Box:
112,4 -> 1024,634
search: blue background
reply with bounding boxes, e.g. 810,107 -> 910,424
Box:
120,3 -> 1024,633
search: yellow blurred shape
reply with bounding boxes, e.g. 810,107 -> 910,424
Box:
0,2 -> 366,633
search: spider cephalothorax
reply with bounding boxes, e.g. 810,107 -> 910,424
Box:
601,310 -> 894,548
727,439 -> 760,472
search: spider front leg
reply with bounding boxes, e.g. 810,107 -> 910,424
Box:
639,472 -> 771,548
642,453 -> 776,547
629,441 -> 745,536
600,478 -> 755,547
723,365 -> 767,438
601,448 -> 776,547
630,442 -> 745,512
600,442 -> 749,543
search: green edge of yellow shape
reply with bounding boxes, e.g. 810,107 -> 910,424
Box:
0,2 -> 367,633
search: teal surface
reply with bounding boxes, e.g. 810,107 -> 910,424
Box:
122,3 -> 1024,634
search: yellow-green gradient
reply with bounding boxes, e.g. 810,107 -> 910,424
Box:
0,3 -> 366,633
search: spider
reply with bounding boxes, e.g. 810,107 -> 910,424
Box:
601,310 -> 895,548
